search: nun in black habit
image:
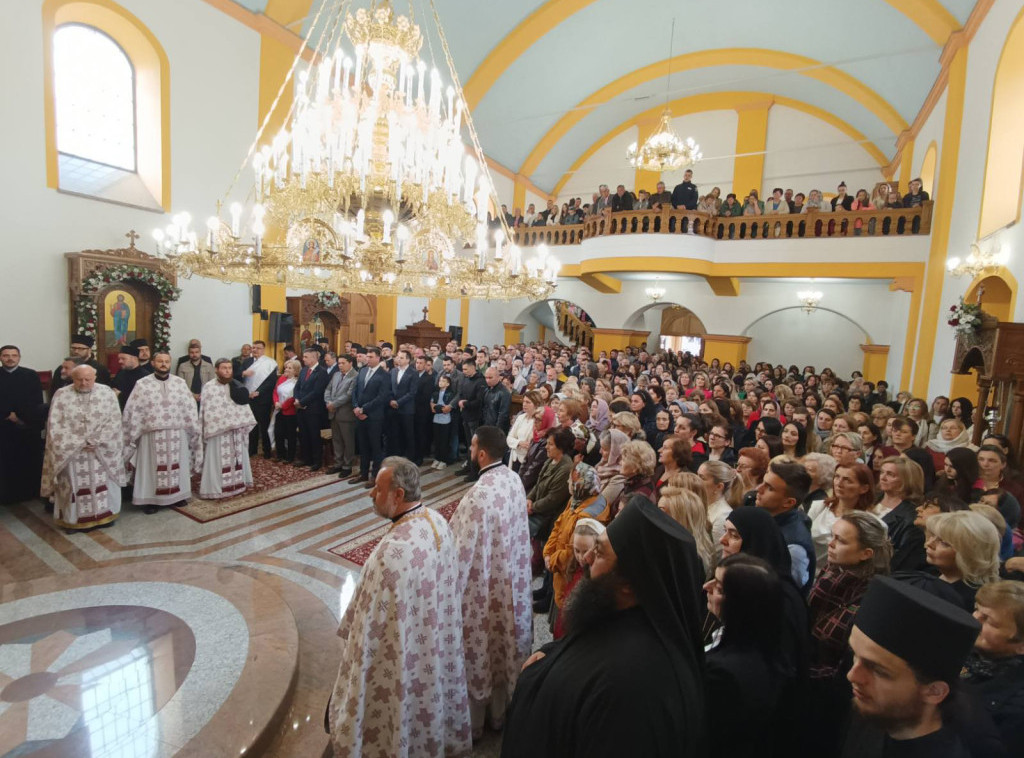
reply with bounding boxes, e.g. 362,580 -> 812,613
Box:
500,496 -> 706,758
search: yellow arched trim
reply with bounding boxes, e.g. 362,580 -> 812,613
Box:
264,0 -> 313,28
42,0 -> 171,210
519,48 -> 907,179
883,0 -> 960,46
464,4 -> 951,113
966,266 -> 1019,320
919,140 -> 938,196
568,256 -> 923,281
977,3 -> 1024,240
551,92 -> 888,198
462,0 -> 597,110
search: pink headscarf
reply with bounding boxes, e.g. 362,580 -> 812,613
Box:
532,405 -> 556,442
587,398 -> 610,433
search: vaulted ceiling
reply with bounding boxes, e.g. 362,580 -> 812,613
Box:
226,0 -> 976,192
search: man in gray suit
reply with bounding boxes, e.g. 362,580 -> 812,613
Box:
324,353 -> 359,477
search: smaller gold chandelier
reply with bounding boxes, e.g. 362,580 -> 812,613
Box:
797,290 -> 823,314
946,243 -> 1009,278
626,108 -> 702,172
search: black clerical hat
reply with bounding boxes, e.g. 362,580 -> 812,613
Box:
129,338 -> 149,348
854,576 -> 980,683
71,334 -> 94,348
119,345 -> 140,357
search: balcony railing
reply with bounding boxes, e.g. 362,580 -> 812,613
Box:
513,201 -> 933,245
555,301 -> 594,350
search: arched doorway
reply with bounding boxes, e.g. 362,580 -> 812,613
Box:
299,310 -> 341,352
950,271 -> 1017,398
623,303 -> 707,354
742,307 -> 872,378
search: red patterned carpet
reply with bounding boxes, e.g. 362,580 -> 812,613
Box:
327,498 -> 462,567
173,456 -> 337,523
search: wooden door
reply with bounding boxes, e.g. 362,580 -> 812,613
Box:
347,294 -> 375,346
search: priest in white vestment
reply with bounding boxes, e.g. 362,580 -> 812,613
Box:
41,365 -> 126,530
449,426 -> 533,737
122,352 -> 202,512
329,456 -> 472,757
199,359 -> 256,499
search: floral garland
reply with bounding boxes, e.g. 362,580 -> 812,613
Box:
76,265 -> 181,351
947,296 -> 982,337
315,290 -> 343,309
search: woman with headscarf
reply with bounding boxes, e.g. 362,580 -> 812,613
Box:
717,507 -> 810,755
587,397 -> 610,434
543,463 -> 606,626
516,400 -> 557,493
925,417 -> 977,473
596,429 -> 629,508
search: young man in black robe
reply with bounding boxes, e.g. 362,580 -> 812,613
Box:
50,334 -> 111,393
130,338 -> 154,374
501,496 -> 706,757
841,576 -> 998,757
112,345 -> 146,410
0,345 -> 45,504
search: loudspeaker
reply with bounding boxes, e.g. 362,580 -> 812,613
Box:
448,325 -> 463,345
251,284 -> 262,314
267,312 -> 294,343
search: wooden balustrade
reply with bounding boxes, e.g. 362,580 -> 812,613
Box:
555,301 -> 594,350
512,201 -> 933,245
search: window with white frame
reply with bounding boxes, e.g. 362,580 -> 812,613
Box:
54,23 -> 139,197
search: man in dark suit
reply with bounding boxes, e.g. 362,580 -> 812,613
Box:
612,184 -> 635,212
454,360 -> 486,479
231,343 -> 252,380
413,355 -> 434,465
671,169 -> 699,210
350,346 -> 392,487
293,348 -> 330,471
387,348 -> 418,461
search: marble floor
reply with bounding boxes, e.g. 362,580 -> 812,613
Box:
0,462 -> 554,757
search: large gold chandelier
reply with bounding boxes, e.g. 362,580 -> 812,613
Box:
626,107 -> 702,172
152,0 -> 558,300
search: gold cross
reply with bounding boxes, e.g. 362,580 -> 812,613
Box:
126,230 -> 140,248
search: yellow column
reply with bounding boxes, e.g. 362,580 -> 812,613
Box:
428,298 -> 445,325
538,324 -> 546,343
702,334 -> 751,367
513,175 -> 526,213
503,322 -> 526,345
459,298 -> 470,345
898,138 -> 915,194
633,117 -> 662,194
376,295 -> 398,346
912,46 -> 967,398
860,344 -> 890,383
732,100 -> 773,198
591,328 -> 635,356
628,330 -> 651,349
252,33 -> 294,345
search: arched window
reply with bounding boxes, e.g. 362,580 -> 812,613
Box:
54,24 -> 136,171
43,0 -> 169,210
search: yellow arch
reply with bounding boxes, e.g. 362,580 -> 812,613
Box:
42,0 -> 171,209
919,140 -> 938,196
882,0 -> 960,46
518,48 -> 908,179
463,2 -> 955,113
550,92 -> 888,198
977,3 -> 1024,239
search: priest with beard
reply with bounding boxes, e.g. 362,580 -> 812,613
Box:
112,345 -> 147,410
40,364 -> 125,529
130,338 -> 154,374
122,351 -> 202,514
501,496 -> 707,757
199,359 -> 256,499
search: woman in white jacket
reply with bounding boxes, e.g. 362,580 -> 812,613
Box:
507,390 -> 546,470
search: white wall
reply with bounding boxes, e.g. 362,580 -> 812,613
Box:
558,127 -> 638,205
763,105 -> 883,198
0,0 -> 258,369
661,111 -> 738,198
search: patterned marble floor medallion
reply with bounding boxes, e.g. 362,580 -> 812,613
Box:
0,562 -> 299,757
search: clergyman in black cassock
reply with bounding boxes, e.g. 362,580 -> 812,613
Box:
501,496 -> 706,758
0,346 -> 45,504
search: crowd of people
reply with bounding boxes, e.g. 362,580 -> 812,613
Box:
3,334 -> 1023,756
496,172 -> 932,228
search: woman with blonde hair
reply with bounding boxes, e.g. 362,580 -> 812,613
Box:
698,460 -> 745,543
507,390 -> 547,470
659,483 -> 716,578
610,410 -> 644,440
808,463 -> 878,565
607,440 -> 657,518
873,455 -> 926,572
924,510 -> 1001,611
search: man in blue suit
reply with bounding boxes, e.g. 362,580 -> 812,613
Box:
387,348 -> 419,462
293,348 -> 331,471
349,346 -> 392,487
